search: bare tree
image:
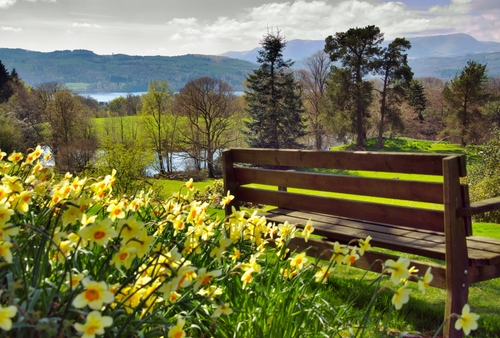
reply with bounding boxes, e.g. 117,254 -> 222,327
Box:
298,50 -> 331,149
175,76 -> 240,178
140,80 -> 175,175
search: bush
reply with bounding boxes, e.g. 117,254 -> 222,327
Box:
467,128 -> 500,222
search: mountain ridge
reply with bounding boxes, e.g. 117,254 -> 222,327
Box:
1,33 -> 500,93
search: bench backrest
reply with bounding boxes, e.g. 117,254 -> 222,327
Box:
223,148 -> 470,235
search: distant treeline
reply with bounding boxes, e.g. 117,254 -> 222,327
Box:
0,49 -> 257,92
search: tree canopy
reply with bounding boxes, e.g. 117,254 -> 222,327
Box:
244,30 -> 306,149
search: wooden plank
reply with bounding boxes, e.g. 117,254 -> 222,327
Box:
263,209 -> 500,266
222,150 -> 239,216
457,196 -> 500,217
443,156 -> 469,337
229,148 -> 456,175
234,167 -> 444,204
285,237 -> 447,289
238,187 -> 445,232
461,185 -> 473,236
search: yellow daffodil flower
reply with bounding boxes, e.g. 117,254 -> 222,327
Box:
455,304 -> 480,336
330,241 -> 349,264
0,241 -> 14,263
418,267 -> 433,294
358,235 -> 372,256
168,317 -> 187,338
193,268 -> 222,291
213,303 -> 233,317
289,252 -> 308,271
314,265 -> 334,283
385,257 -> 411,285
74,310 -> 113,338
302,219 -> 314,243
78,218 -> 118,247
392,284 -> 412,310
0,305 -> 17,331
72,278 -> 115,310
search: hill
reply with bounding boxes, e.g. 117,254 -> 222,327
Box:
222,33 -> 500,79
0,49 -> 257,92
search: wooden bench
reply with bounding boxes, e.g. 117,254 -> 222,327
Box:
222,148 -> 500,338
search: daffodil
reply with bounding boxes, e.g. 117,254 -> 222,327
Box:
385,257 -> 411,285
209,237 -> 233,262
392,284 -> 412,310
7,151 -> 23,164
74,310 -> 113,338
11,190 -> 32,214
117,215 -> 144,241
78,218 -> 118,247
358,235 -> 372,256
72,278 -> 115,310
455,304 -> 480,336
0,241 -> 13,263
0,219 -> 19,241
106,200 -> 126,221
314,265 -> 334,283
302,219 -> 314,242
193,268 -> 222,291
289,252 -> 308,270
343,247 -> 359,267
111,244 -> 138,269
213,303 -> 233,317
0,305 -> 17,331
168,317 -> 187,338
418,267 -> 433,294
330,241 -> 349,264
277,221 -> 296,239
220,190 -> 234,207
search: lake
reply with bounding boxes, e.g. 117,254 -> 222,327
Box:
83,91 -> 244,103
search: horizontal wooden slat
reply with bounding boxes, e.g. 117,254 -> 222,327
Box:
263,208 -> 500,266
234,167 -> 444,204
457,196 -> 500,217
228,148 -> 465,176
283,236 -> 447,289
238,187 -> 445,232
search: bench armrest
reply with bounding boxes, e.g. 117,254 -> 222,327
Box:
457,196 -> 500,217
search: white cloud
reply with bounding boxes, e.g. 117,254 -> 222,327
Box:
1,26 -> 22,32
177,0 -> 476,50
0,0 -> 16,9
72,22 -> 101,28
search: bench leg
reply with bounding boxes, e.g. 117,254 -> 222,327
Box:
443,270 -> 469,338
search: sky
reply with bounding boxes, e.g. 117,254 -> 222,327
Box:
0,0 -> 499,56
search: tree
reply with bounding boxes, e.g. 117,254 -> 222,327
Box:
244,30 -> 306,149
140,80 -> 175,175
175,76 -> 240,178
298,51 -> 331,150
406,79 -> 427,122
324,25 -> 384,147
442,60 -> 488,146
44,90 -> 98,172
0,60 -> 13,103
374,38 -> 413,149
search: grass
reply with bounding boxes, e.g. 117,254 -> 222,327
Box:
153,137 -> 500,336
65,82 -> 91,91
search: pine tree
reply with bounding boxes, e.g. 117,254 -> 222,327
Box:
244,30 -> 306,149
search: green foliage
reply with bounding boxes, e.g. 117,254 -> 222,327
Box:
467,128 -> 500,222
442,60 -> 489,146
325,25 -> 384,147
0,105 -> 25,153
0,49 -> 256,92
244,30 -> 306,149
89,137 -> 155,195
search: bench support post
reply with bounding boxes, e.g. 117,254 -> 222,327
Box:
443,156 -> 469,338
